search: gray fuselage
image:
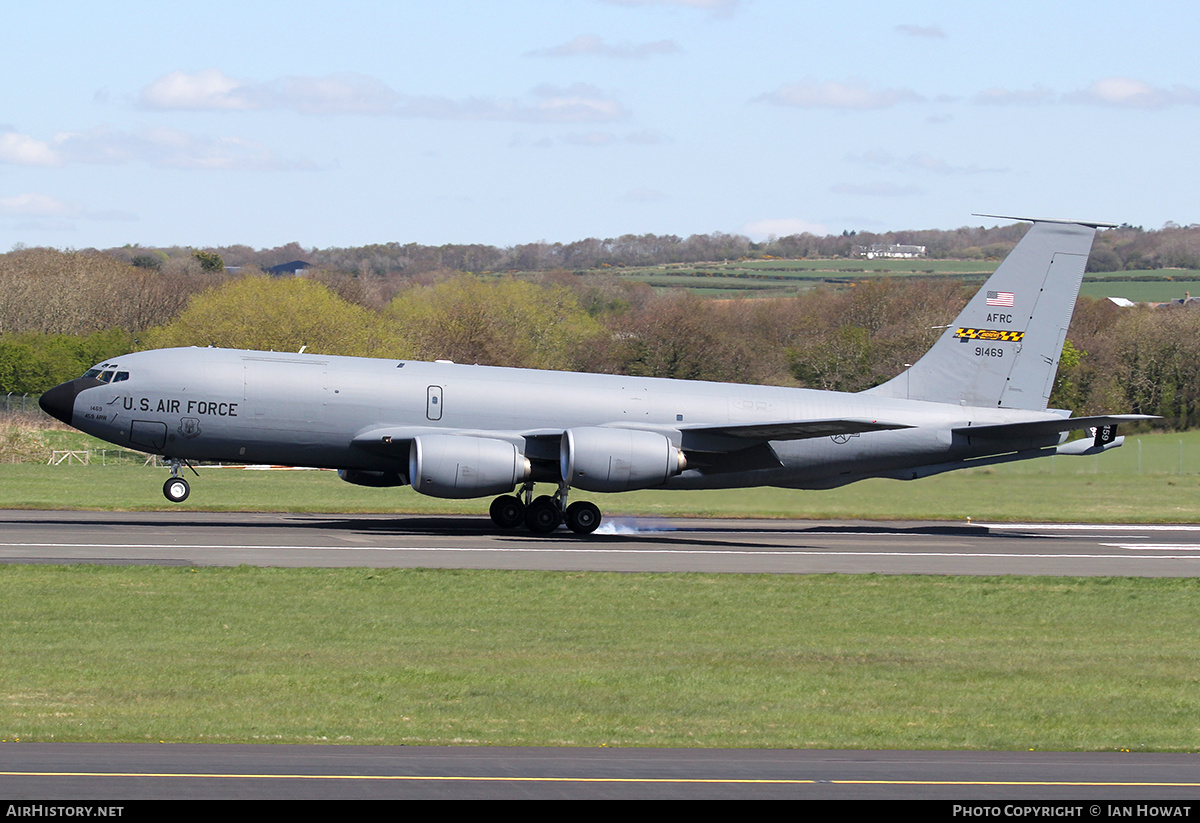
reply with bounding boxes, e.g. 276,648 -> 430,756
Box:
56,346 -> 1065,493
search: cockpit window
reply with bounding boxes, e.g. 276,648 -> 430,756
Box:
82,367 -> 128,382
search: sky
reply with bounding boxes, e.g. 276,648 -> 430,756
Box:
3,0 -> 1198,251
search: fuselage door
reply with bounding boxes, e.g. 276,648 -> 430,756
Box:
427,385 -> 443,421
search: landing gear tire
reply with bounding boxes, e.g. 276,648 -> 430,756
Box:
525,495 -> 562,534
163,477 -> 190,503
565,501 -> 602,535
489,495 -> 525,528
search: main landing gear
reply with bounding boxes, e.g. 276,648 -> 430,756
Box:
490,482 -> 602,535
162,458 -> 198,503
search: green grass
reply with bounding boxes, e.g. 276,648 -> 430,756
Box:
3,430 -> 1199,522
4,429 -> 1200,751
496,259 -> 998,298
506,259 -> 1200,301
2,567 -> 1198,750
1079,281 -> 1200,303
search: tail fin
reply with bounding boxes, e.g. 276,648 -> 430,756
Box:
865,217 -> 1113,410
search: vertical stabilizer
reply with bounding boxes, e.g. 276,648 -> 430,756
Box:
864,218 -> 1111,410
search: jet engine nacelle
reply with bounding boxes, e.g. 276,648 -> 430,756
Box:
561,427 -> 686,492
337,469 -> 407,487
409,434 -> 531,499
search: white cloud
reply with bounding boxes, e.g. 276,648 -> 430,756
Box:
140,69 -> 256,111
0,193 -> 133,222
527,34 -> 680,59
743,217 -> 828,238
139,71 -> 627,123
0,131 -> 62,166
975,78 -> 1200,109
0,126 -> 309,171
0,193 -> 73,217
258,74 -> 402,115
523,83 -> 628,122
1067,77 -> 1200,109
758,80 -> 923,110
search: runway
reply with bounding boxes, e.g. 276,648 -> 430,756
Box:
2,509 -> 1200,576
4,510 -> 1199,799
3,743 -> 1200,800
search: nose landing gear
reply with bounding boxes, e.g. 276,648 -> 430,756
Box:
162,458 -> 198,503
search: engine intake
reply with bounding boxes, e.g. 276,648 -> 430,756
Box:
561,427 -> 686,492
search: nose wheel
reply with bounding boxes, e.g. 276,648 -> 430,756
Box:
163,476 -> 190,503
162,458 -> 197,503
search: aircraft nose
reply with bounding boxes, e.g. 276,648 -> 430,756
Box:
38,378 -> 91,426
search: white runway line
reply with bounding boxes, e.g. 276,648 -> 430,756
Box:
3,542 -> 1200,561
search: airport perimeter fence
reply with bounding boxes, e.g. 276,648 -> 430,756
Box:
2,393 -> 37,414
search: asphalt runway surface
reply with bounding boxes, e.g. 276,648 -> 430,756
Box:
4,510 -> 1199,800
3,744 -> 1200,800
2,509 -> 1200,576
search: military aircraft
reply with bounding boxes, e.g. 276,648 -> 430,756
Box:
39,216 -> 1151,534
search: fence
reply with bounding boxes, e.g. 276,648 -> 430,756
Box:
46,448 -> 160,467
2,393 -> 37,414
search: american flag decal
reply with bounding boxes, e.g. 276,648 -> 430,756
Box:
987,290 -> 1015,307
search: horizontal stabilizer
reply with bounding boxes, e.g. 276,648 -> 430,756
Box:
972,213 -> 1118,229
954,414 -> 1156,440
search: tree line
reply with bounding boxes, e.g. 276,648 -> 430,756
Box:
4,236 -> 1200,429
96,221 -> 1200,278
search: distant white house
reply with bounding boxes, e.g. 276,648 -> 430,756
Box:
854,243 -> 927,259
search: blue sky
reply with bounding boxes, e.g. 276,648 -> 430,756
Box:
3,0 -> 1198,250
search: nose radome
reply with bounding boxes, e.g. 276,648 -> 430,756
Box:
38,379 -> 87,426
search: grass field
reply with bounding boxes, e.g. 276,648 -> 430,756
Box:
3,427 -> 1198,751
1079,280 -> 1200,303
504,259 -> 1200,301
3,567 -> 1199,750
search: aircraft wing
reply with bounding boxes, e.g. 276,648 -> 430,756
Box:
349,418 -> 914,476
352,418 -> 910,449
953,414 -> 1157,440
677,417 -> 912,452
350,425 -> 526,456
